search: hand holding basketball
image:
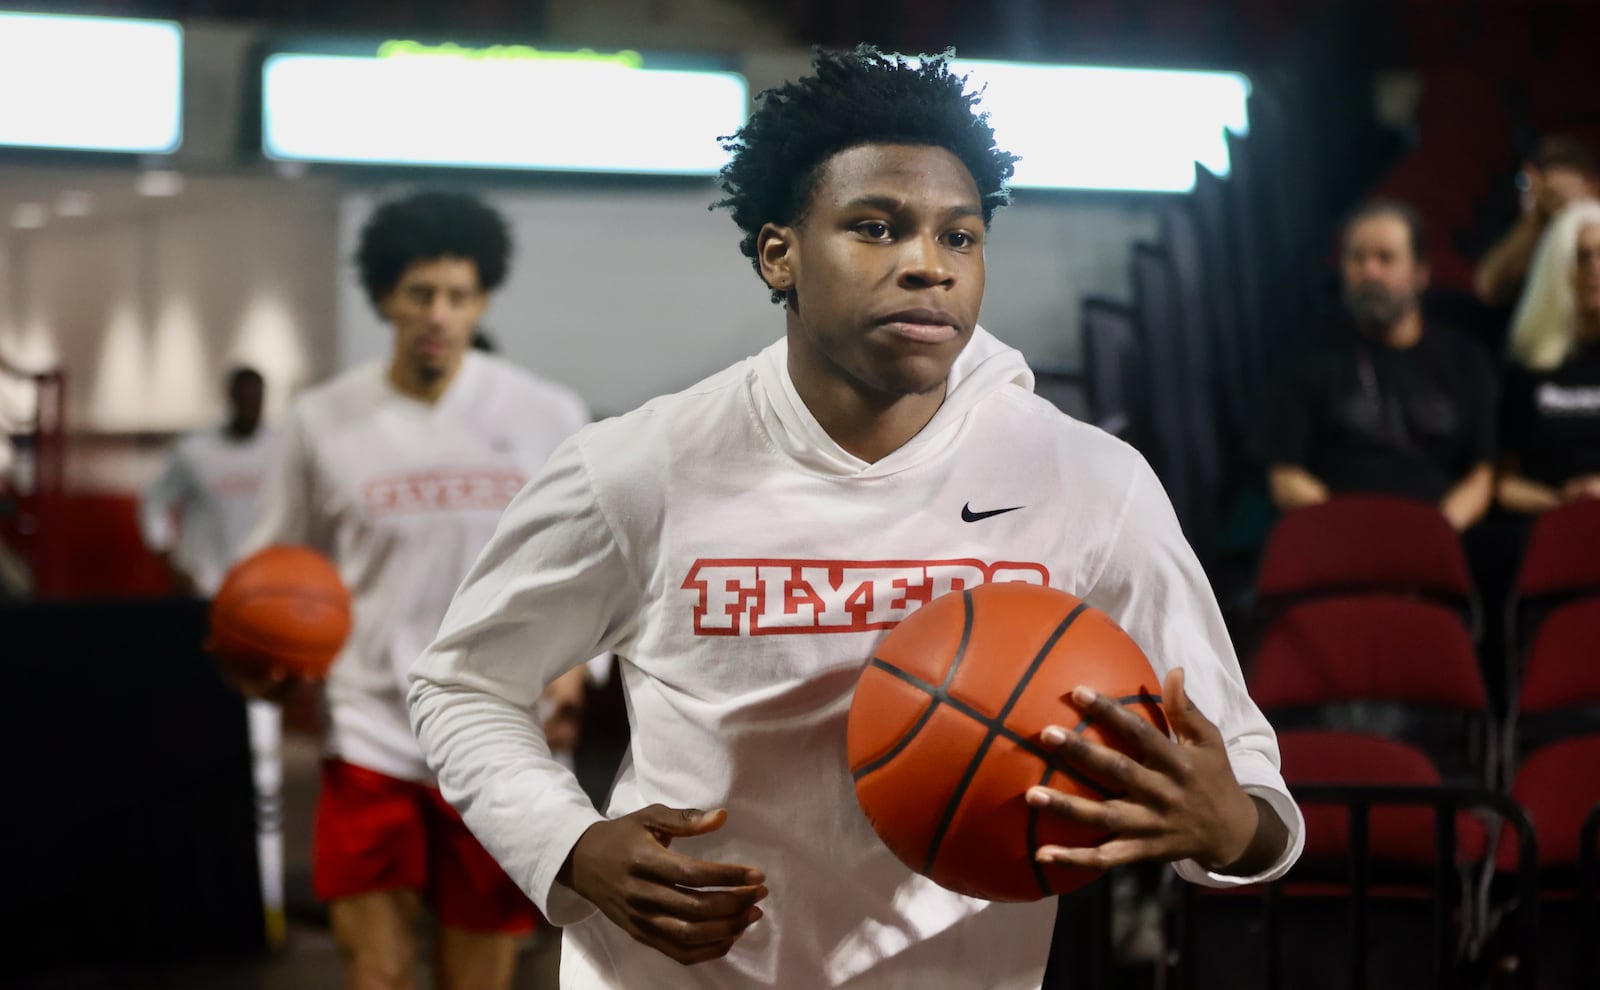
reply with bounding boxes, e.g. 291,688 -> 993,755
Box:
207,545 -> 352,698
1027,666 -> 1267,874
558,805 -> 768,966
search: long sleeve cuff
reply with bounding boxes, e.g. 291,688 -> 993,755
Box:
1172,761 -> 1304,888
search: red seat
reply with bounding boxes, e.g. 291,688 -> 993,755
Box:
1252,598 -> 1487,709
1257,496 -> 1474,611
1517,600 -> 1600,715
1250,597 -> 1492,782
1514,500 -> 1600,600
1500,600 -> 1600,869
1498,736 -> 1600,869
1280,731 -> 1488,865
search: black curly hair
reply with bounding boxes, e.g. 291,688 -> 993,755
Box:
356,191 -> 512,307
715,46 -> 1018,305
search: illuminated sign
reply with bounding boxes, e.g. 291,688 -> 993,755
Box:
375,39 -> 645,68
948,59 -> 1251,193
0,11 -> 182,154
260,40 -> 747,176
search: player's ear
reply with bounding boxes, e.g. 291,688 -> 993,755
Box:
757,223 -> 796,296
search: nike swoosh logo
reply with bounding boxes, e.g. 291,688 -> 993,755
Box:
961,502 -> 1025,523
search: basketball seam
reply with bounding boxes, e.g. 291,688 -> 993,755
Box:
851,684 -> 946,780
852,590 -> 975,781
921,602 -> 1090,876
939,589 -> 977,691
855,657 -> 1118,800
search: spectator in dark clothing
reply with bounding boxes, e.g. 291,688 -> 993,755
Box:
1267,200 -> 1498,531
1499,199 -> 1600,512
1475,134 -> 1600,308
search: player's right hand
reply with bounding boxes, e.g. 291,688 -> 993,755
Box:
204,639 -> 298,701
558,804 -> 767,966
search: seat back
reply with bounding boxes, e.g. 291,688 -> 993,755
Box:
1513,599 -> 1600,769
1511,501 -> 1600,668
1250,597 -> 1491,782
1278,730 -> 1486,866
1256,495 -> 1475,614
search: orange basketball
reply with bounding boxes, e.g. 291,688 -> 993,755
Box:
847,582 -> 1168,902
209,545 -> 352,680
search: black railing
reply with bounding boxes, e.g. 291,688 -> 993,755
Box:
1580,802 -> 1600,990
1168,785 -> 1538,990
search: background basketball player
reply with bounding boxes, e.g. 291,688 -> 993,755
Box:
225,190 -> 590,990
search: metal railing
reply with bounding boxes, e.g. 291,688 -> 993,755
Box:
1580,802 -> 1600,990
1167,785 -> 1538,990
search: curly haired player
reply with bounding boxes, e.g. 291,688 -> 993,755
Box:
229,191 -> 592,989
410,48 -> 1302,989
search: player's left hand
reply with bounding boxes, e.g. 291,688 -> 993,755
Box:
1026,667 -> 1262,873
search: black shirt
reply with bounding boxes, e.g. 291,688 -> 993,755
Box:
1265,325 -> 1498,503
1501,341 -> 1600,487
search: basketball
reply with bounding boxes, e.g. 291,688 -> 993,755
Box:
847,582 -> 1168,902
209,545 -> 352,680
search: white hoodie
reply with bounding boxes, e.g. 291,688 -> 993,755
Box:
409,328 -> 1304,989
245,350 -> 589,781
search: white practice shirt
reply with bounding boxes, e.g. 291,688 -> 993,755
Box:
410,329 -> 1305,988
247,351 -> 588,782
140,426 -> 278,596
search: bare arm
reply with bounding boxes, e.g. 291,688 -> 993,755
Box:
1267,464 -> 1330,512
1495,454 -> 1562,514
1440,463 -> 1494,530
1474,213 -> 1546,307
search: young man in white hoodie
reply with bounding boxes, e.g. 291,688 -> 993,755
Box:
232,191 -> 590,990
410,47 -> 1303,989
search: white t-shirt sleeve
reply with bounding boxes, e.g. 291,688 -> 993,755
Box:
239,409 -> 321,558
408,433 -> 640,925
1085,456 -> 1304,887
138,444 -> 191,552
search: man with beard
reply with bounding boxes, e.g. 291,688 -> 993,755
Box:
1266,199 -> 1498,530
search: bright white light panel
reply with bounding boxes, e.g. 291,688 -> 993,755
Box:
948,59 -> 1251,193
261,48 -> 748,175
0,11 -> 182,154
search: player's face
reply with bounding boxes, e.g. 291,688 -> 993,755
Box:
764,144 -> 986,398
379,256 -> 488,383
1341,214 -> 1428,329
1572,222 -> 1600,318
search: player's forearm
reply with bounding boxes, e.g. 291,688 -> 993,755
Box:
1266,465 -> 1329,512
409,676 -> 605,920
1213,796 -> 1290,878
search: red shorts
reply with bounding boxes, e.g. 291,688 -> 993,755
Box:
312,759 -> 539,934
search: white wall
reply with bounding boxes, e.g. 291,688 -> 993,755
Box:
338,186 -> 1157,417
0,183 -> 340,433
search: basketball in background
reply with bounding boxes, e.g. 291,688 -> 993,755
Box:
209,545 -> 351,680
848,582 -> 1167,901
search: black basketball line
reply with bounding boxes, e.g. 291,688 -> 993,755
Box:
1024,694 -> 1164,895
940,589 -> 977,691
851,675 -> 946,781
1026,765 -> 1053,897
851,591 -> 975,782
856,658 -> 1115,800
920,603 -> 1090,876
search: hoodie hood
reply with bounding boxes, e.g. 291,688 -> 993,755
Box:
751,325 -> 1036,479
